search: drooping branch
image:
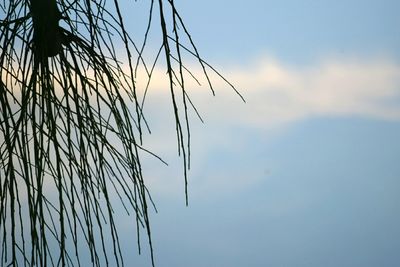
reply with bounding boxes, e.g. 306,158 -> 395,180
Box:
0,0 -> 243,266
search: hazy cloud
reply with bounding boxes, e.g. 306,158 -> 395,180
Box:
211,56 -> 400,128
137,55 -> 400,197
139,55 -> 400,129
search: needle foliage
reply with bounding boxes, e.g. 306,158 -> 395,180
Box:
0,0 -> 243,266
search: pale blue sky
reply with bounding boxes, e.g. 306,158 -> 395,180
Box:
116,1 -> 400,266
175,0 -> 400,63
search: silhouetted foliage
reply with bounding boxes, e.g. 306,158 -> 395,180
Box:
0,0 -> 243,266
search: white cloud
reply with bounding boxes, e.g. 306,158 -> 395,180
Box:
137,55 -> 400,198
138,55 -> 400,131
213,56 -> 400,128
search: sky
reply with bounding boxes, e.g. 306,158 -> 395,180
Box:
115,0 -> 400,266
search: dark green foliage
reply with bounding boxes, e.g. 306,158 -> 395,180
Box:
0,0 -> 243,266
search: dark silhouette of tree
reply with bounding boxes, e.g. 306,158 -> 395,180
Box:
0,0 -> 244,266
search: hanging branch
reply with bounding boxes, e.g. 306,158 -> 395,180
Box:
0,0 -> 244,266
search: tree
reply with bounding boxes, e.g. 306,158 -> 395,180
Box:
0,0 -> 243,266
